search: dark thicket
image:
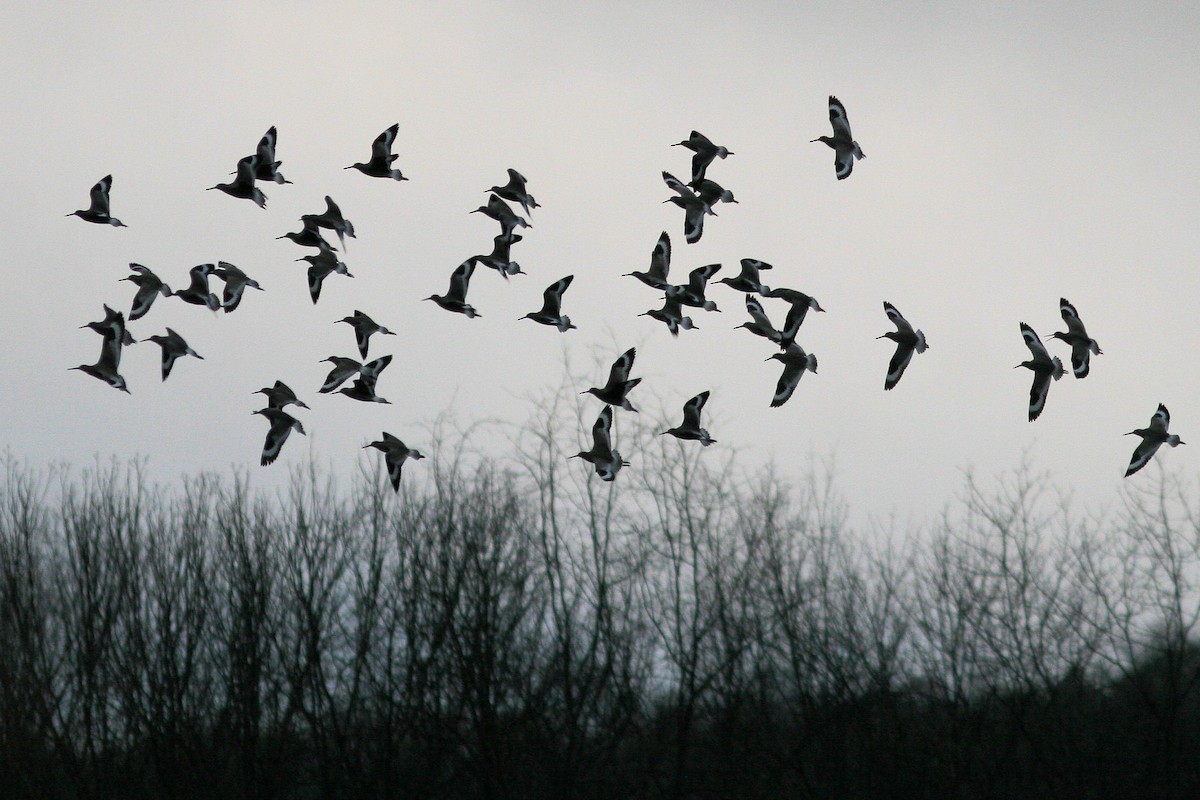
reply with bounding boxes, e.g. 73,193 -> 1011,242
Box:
3,428 -> 1200,799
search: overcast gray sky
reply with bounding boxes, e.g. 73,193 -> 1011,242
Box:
5,2 -> 1199,522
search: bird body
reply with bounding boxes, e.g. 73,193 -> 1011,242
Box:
253,408 -> 305,466
69,175 -> 125,226
471,233 -> 524,278
347,124 -> 407,180
665,263 -> 722,311
662,391 -> 716,445
146,327 -> 202,381
319,354 -> 392,394
487,168 -> 539,215
209,154 -> 266,208
365,433 -> 426,491
121,263 -> 171,320
764,287 -> 825,348
812,96 -> 864,179
278,218 -> 337,252
1016,323 -> 1065,421
583,348 -> 641,411
521,275 -> 576,331
640,294 -> 696,336
736,295 -> 782,343
767,345 -> 818,407
1050,298 -> 1102,378
673,130 -> 733,183
337,310 -> 396,358
717,258 -> 772,294
301,196 -> 355,249
472,194 -> 530,238
877,301 -> 928,390
425,260 -> 479,317
1125,404 -> 1185,477
255,380 -> 308,410
213,261 -> 262,312
172,264 -> 221,311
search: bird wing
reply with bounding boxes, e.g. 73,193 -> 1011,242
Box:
260,414 -> 301,466
682,204 -> 706,244
540,275 -> 573,315
745,295 -> 775,328
1125,437 -> 1163,477
771,362 -> 803,408
833,148 -> 855,180
591,405 -> 615,457
447,259 -> 475,301
687,263 -> 721,293
235,155 -> 258,185
1059,298 -> 1086,335
828,96 -> 853,140
1020,322 -> 1051,360
885,342 -> 916,391
372,124 -> 399,160
1150,404 -> 1170,434
256,127 -> 278,163
884,301 -> 914,333
1028,371 -> 1053,421
1069,341 -> 1091,379
682,391 -> 709,428
319,359 -> 361,393
650,231 -> 671,282
662,171 -> 691,197
606,348 -> 636,386
88,175 -> 113,214
361,354 -> 393,382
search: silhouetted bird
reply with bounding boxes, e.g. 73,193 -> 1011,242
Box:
812,95 -> 864,180
301,196 -> 356,249
688,176 -> 737,208
209,154 -> 266,208
767,344 -> 818,408
120,263 -> 171,320
666,263 -> 722,312
306,256 -> 353,304
582,348 -> 640,411
213,261 -> 263,312
472,194 -> 530,238
673,130 -> 733,183
735,295 -> 782,344
1050,298 -> 1102,379
81,304 -> 135,349
146,328 -> 203,381
425,260 -> 479,317
1016,322 -> 1064,421
717,258 -> 772,294
69,174 -> 125,226
471,232 -> 524,278
346,124 -> 407,180
278,218 -> 337,252
764,287 -> 825,348
365,433 -> 426,491
877,301 -> 928,390
640,294 -> 697,336
252,407 -> 305,466
318,355 -> 392,394
254,380 -> 309,410
1125,404 -> 1185,477
337,310 -> 396,358
172,264 -> 221,311
662,171 -> 713,244
572,405 -> 629,481
662,391 -> 716,446
487,168 -> 539,215
521,275 -> 576,332
624,231 -> 672,289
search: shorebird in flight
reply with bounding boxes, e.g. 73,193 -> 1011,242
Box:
69,175 -> 125,227
278,218 -> 337,252
302,196 -> 356,249
346,123 -> 407,180
662,171 -> 713,245
318,354 -> 392,395
146,328 -> 203,381
1050,298 -> 1102,379
213,261 -> 263,312
365,433 -> 426,491
673,130 -> 733,184
624,231 -> 672,289
336,310 -> 396,358
665,262 -> 722,312
582,348 -> 641,411
716,258 -> 772,294
209,154 -> 266,208
812,96 -> 865,180
764,287 -> 824,348
1016,322 -> 1065,421
472,194 -> 530,238
735,295 -> 782,344
662,391 -> 716,446
172,264 -> 221,311
640,294 -> 697,336
425,260 -> 480,317
471,232 -> 524,278
521,275 -> 576,332
572,405 -> 629,481
486,168 -> 539,215
254,380 -> 309,411
121,263 -> 171,321
877,302 -> 928,390
767,344 -> 818,408
253,408 -> 305,466
1125,404 -> 1185,477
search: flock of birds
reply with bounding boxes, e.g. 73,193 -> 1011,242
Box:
69,98 -> 1183,484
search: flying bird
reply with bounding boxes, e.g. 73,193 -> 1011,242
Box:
249,126 -> 291,184
213,261 -> 263,312
688,176 -> 737,208
662,170 -> 713,245
208,154 -> 266,208
472,194 -> 530,238
486,168 -> 539,215
624,231 -> 672,289
252,408 -> 305,466
1016,322 -> 1065,421
1050,298 -> 1102,379
521,275 -> 576,332
471,232 -> 524,278
812,96 -> 865,180
305,256 -> 354,304
171,264 -> 221,311
120,263 -> 172,321
1125,404 -> 1185,477
80,304 -> 135,350
735,295 -> 783,344
301,196 -> 356,249
68,174 -> 125,227
877,302 -> 928,390
673,130 -> 733,184
640,294 -> 697,336
72,308 -> 132,393
318,354 -> 392,394
365,433 -> 426,491
665,262 -> 722,312
339,377 -> 390,404
571,405 -> 629,481
716,258 -> 772,294
346,123 -> 407,180
767,344 -> 818,408
662,391 -> 716,446
254,380 -> 309,410
336,310 -> 396,358
146,328 -> 203,381
582,348 -> 641,411
278,218 -> 338,252
425,260 -> 480,317
764,287 -> 825,348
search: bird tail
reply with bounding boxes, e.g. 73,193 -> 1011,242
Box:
915,330 -> 928,353
1051,356 -> 1065,380
806,354 -> 819,373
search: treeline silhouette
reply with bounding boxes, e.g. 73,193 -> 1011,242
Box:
3,421 -> 1200,799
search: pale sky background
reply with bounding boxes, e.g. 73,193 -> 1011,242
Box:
5,2 -> 1199,526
